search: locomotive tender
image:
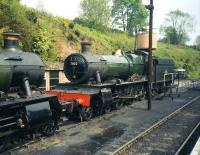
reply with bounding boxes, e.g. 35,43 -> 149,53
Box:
48,41 -> 174,121
0,32 -> 61,152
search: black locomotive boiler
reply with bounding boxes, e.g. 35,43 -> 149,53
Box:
0,32 -> 61,152
48,41 -> 174,121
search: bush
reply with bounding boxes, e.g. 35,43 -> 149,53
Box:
0,0 -> 36,50
74,30 -> 81,37
68,22 -> 75,29
67,32 -> 78,42
183,63 -> 194,71
32,19 -> 57,61
73,17 -> 85,25
25,8 -> 38,23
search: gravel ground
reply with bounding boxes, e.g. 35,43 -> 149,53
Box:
130,98 -> 200,155
6,87 -> 200,155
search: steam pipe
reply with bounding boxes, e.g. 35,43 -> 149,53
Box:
96,70 -> 102,84
23,77 -> 32,97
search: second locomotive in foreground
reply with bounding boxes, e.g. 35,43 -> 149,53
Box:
48,41 -> 174,121
0,32 -> 61,152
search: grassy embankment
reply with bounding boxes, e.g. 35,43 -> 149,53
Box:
154,43 -> 200,79
62,21 -> 200,79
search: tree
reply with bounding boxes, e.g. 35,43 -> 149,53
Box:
0,0 -> 36,50
196,35 -> 200,51
80,0 -> 111,30
111,0 -> 147,35
160,10 -> 194,45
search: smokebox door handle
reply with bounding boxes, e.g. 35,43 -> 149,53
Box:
4,57 -> 23,61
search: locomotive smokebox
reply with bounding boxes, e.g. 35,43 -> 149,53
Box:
81,40 -> 92,54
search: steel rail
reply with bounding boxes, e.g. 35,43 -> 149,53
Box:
175,121 -> 200,155
111,95 -> 200,155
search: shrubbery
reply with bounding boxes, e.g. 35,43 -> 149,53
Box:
32,19 -> 57,61
0,0 -> 36,50
155,43 -> 200,79
0,0 -> 58,61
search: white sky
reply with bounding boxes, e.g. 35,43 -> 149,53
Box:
21,0 -> 200,45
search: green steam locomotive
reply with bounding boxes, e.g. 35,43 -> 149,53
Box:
48,41 -> 174,121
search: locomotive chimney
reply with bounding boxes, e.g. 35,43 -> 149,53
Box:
3,32 -> 20,49
81,40 -> 92,54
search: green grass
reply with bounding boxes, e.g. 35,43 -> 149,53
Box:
75,24 -> 135,54
154,42 -> 200,79
63,23 -> 135,54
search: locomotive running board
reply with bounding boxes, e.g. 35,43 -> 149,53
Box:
118,96 -> 138,99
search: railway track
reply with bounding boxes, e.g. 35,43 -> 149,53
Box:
3,85 -> 200,155
0,129 -> 65,155
0,102 -> 135,154
175,121 -> 200,155
110,95 -> 200,155
1,113 -> 111,154
1,138 -> 43,155
1,116 -> 93,154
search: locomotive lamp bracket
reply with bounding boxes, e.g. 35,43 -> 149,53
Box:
145,5 -> 154,11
